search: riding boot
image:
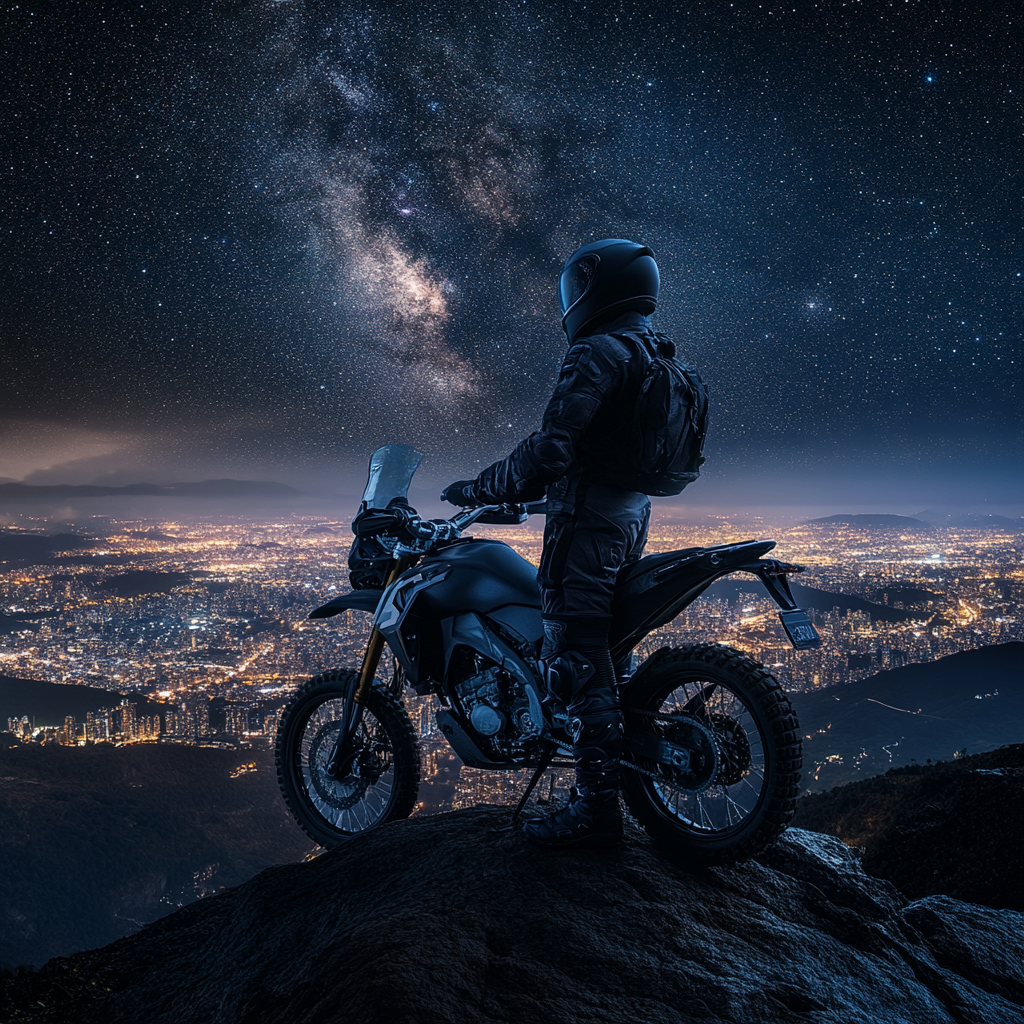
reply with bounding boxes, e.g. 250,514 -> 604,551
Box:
524,618 -> 624,849
521,784 -> 622,848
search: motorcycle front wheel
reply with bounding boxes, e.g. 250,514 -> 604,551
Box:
620,643 -> 802,866
275,670 -> 420,848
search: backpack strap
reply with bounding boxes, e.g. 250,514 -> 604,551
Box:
652,330 -> 676,358
609,328 -> 659,362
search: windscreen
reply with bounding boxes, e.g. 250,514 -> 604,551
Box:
360,444 -> 423,510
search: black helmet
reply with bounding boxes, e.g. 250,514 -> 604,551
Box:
558,238 -> 659,343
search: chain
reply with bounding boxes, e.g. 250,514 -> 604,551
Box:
619,757 -> 664,781
621,708 -> 678,780
620,757 -> 717,796
625,707 -> 702,724
621,709 -> 723,789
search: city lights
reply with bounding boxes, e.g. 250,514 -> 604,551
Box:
1,514 -> 1020,807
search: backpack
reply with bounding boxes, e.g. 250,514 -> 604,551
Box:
604,330 -> 709,497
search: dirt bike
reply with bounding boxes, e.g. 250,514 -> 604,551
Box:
275,444 -> 820,864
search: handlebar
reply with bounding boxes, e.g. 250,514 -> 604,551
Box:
450,504 -> 510,530
451,500 -> 547,528
356,500 -> 546,555
366,501 -> 546,554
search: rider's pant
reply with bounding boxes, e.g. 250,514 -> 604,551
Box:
539,477 -> 650,793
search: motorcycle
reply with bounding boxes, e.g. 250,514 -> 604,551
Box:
276,444 -> 820,864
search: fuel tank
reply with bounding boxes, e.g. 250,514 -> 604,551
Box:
417,538 -> 540,616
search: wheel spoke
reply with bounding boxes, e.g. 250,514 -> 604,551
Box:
696,794 -> 711,829
724,791 -> 747,821
637,672 -> 774,836
289,692 -> 408,839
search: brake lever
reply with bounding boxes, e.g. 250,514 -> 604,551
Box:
450,505 -> 504,530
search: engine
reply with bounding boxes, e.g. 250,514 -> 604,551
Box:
454,659 -> 543,759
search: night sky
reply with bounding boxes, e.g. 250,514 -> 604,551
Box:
1,2 -> 1020,508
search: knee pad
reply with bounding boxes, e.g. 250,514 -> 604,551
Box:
540,618 -> 568,662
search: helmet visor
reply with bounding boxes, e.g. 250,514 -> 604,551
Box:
559,254 -> 601,315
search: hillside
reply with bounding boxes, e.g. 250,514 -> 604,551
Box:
3,810 -> 1023,1023
807,514 -> 931,530
793,745 -> 1024,911
0,676 -> 165,729
0,533 -> 97,566
790,642 -> 1024,789
0,743 -> 310,968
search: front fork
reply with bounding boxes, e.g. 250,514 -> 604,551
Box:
325,555 -> 409,779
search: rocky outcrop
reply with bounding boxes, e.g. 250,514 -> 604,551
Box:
4,808 -> 1022,1024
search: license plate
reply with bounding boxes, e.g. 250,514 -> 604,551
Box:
778,609 -> 821,649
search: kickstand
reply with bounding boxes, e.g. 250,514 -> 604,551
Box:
498,745 -> 555,832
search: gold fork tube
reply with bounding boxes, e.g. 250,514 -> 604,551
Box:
354,628 -> 387,704
353,555 -> 410,704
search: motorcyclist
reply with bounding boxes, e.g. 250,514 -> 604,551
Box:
442,238 -> 667,849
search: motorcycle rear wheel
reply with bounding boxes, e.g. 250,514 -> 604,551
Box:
275,670 -> 420,848
620,643 -> 802,866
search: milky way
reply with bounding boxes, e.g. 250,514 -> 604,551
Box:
1,1 -> 1019,491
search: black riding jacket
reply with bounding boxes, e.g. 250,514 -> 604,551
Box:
471,310 -> 656,504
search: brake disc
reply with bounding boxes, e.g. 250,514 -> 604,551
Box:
698,711 -> 752,786
308,722 -> 371,810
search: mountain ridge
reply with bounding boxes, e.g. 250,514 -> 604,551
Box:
0,479 -> 302,501
807,514 -> 931,529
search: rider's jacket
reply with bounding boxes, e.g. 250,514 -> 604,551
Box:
471,311 -> 655,504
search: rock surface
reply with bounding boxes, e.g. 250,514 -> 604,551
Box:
3,810 -> 1022,1024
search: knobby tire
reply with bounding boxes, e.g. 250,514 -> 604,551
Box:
275,669 -> 420,848
621,643 -> 802,865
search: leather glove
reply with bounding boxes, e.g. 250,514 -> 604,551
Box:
440,480 -> 477,506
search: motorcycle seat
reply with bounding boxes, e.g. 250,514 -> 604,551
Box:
615,539 -> 775,593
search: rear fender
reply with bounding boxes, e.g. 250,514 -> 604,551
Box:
610,541 -> 773,659
609,541 -> 821,658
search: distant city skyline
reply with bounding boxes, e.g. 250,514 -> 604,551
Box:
2,510 -> 1021,805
